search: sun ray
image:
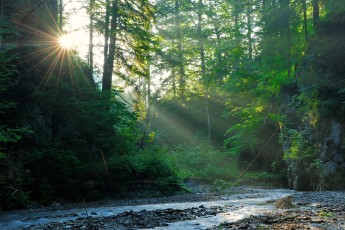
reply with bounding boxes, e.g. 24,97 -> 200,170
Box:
10,2 -> 93,96
55,50 -> 66,91
41,49 -> 63,90
23,44 -> 60,64
13,20 -> 59,42
25,45 -> 62,78
151,104 -> 197,145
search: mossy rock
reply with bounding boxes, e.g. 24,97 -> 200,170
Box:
275,196 -> 295,209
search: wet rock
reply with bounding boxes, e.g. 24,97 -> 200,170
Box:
275,195 -> 294,209
22,204 -> 233,230
210,191 -> 345,230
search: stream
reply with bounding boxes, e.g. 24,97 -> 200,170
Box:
0,188 -> 297,229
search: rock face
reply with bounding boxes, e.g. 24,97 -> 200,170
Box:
280,86 -> 345,191
322,120 -> 345,176
317,119 -> 345,190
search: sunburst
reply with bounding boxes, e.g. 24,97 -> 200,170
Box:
13,20 -> 79,91
58,34 -> 74,50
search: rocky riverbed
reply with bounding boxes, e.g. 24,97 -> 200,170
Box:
210,191 -> 345,230
1,187 -> 344,230
23,205 -> 236,230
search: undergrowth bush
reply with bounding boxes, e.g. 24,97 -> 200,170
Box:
172,143 -> 240,181
108,145 -> 182,196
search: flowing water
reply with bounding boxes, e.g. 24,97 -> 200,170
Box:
0,188 -> 297,229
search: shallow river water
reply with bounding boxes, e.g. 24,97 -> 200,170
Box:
0,188 -> 297,229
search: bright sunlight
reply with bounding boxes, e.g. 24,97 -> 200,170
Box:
58,34 -> 74,49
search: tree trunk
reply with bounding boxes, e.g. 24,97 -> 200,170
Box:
233,0 -> 241,68
0,0 -> 4,49
234,1 -> 239,32
280,0 -> 291,78
172,68 -> 176,98
147,77 -> 151,108
89,0 -> 94,74
215,24 -> 224,83
102,0 -> 111,92
59,0 -> 63,31
312,0 -> 319,33
303,0 -> 308,44
104,0 -> 119,91
213,22 -> 223,82
197,0 -> 210,144
139,77 -> 152,150
261,0 -> 266,33
287,0 -> 291,78
205,89 -> 211,144
175,0 -> 185,100
246,0 -> 253,61
197,0 -> 205,79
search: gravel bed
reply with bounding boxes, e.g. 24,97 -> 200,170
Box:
209,191 -> 345,230
5,188 -> 344,230
22,205 -> 237,229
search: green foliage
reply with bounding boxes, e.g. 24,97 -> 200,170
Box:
1,0 -> 345,211
281,125 -> 324,190
291,89 -> 319,126
0,50 -> 18,94
108,145 -> 182,196
224,100 -> 266,156
0,48 -> 21,158
0,47 -> 36,208
95,0 -> 156,88
0,43 -> 142,209
0,127 -> 32,159
282,129 -> 315,160
172,143 -> 240,181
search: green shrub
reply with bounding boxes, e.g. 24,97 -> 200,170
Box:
172,143 -> 240,181
107,145 -> 182,196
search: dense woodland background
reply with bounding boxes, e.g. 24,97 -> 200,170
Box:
1,0 -> 345,210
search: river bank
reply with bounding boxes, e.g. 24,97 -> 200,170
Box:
210,191 -> 345,230
0,186 -> 344,229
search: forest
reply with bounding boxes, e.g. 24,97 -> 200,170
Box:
0,0 -> 345,212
